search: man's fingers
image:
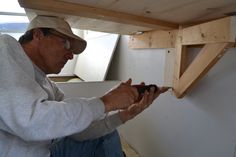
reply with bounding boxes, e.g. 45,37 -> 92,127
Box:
124,78 -> 132,85
119,85 -> 171,122
139,91 -> 151,109
140,82 -> 145,85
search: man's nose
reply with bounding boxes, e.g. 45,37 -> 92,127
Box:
65,51 -> 74,60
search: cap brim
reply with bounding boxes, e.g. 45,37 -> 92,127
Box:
27,15 -> 87,54
57,30 -> 87,54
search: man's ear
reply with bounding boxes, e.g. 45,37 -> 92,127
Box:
32,28 -> 44,41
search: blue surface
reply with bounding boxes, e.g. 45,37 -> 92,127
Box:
0,23 -> 28,33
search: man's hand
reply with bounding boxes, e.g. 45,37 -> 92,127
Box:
101,79 -> 139,112
118,86 -> 170,123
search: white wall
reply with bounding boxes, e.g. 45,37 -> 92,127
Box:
107,36 -> 236,157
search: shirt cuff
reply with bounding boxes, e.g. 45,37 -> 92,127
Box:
105,113 -> 123,130
86,97 -> 105,120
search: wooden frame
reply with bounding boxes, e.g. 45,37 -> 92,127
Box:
130,16 -> 236,98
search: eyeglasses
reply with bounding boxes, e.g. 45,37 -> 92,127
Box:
49,31 -> 71,51
62,38 -> 71,50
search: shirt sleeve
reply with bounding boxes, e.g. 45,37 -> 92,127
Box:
50,80 -> 123,141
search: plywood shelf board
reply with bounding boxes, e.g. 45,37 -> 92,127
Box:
18,0 -> 178,35
19,0 -> 236,34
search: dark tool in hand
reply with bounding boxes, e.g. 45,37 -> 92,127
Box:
132,84 -> 159,95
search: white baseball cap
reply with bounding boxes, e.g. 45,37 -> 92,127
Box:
27,15 -> 87,54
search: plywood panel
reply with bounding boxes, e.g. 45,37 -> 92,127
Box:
182,16 -> 236,45
63,0 -> 236,23
19,0 -> 178,35
74,34 -> 119,81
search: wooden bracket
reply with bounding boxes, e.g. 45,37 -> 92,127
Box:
173,42 -> 232,98
129,16 -> 236,98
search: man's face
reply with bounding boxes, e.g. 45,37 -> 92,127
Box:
37,30 -> 74,74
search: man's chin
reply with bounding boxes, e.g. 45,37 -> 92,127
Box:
50,68 -> 62,74
54,70 -> 62,74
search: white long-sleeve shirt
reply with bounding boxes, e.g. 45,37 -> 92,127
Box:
0,35 -> 106,157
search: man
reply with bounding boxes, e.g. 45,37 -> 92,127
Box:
0,15 -> 168,157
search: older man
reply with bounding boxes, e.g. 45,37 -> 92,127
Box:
0,15 -> 168,157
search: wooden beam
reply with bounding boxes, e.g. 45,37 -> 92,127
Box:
164,48 -> 175,87
129,30 -> 176,49
18,0 -> 178,30
174,42 -> 232,98
182,16 -> 236,45
173,29 -> 188,88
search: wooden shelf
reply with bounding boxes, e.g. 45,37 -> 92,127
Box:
18,0 -> 178,34
130,16 -> 236,98
18,0 -> 236,34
